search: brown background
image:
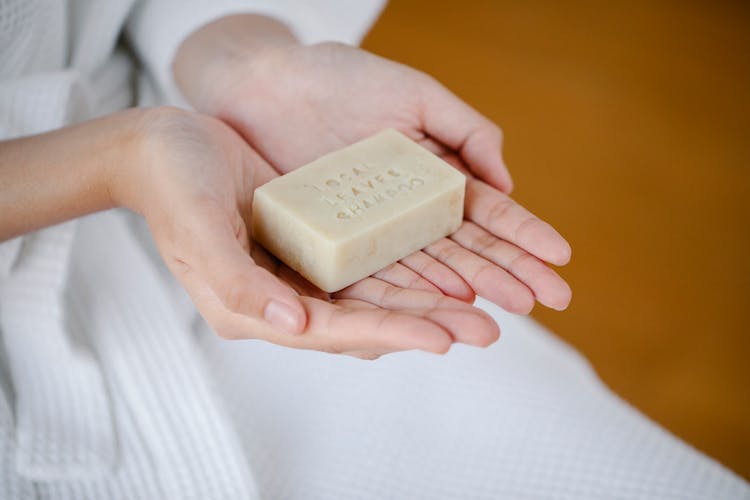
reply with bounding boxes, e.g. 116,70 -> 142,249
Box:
364,0 -> 750,479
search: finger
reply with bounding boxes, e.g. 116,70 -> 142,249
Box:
212,295 -> 454,356
399,250 -> 475,302
312,297 -> 454,354
418,76 -> 513,193
169,203 -> 306,334
183,266 -> 454,355
465,177 -> 572,266
373,262 -> 442,294
424,237 -> 535,314
450,222 -> 572,311
338,278 -> 499,347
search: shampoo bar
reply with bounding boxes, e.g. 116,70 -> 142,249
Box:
252,129 -> 465,292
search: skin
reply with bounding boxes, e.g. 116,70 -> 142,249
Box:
0,107 -> 498,358
174,15 -> 572,315
1,14 -> 572,360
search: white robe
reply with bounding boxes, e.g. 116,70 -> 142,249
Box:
0,1 -> 747,498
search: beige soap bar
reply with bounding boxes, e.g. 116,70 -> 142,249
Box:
252,129 -> 465,292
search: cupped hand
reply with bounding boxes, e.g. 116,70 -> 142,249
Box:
178,40 -> 572,312
115,107 -> 498,357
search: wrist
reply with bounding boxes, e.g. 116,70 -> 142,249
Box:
106,106 -> 201,219
173,14 -> 299,114
0,108 -> 150,240
97,108 -> 157,215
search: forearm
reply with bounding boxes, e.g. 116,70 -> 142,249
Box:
173,14 -> 298,113
0,109 -> 145,241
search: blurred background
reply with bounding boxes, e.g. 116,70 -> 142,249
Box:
363,0 -> 750,479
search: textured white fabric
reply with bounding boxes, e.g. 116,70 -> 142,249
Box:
0,222 -> 117,480
0,0 -> 137,490
0,0 -> 748,499
200,298 -> 750,499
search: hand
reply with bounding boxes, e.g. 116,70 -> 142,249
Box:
114,107 -> 498,357
425,154 -> 572,312
175,26 -> 572,312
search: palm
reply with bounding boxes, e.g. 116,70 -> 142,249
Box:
213,43 -> 572,312
219,43 -> 425,174
145,110 -> 498,358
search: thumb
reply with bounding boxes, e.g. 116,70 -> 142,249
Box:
419,75 -> 514,194
170,204 -> 307,335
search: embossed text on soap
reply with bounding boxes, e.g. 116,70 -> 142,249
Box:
305,161 -> 435,220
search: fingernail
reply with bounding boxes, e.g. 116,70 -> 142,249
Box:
264,300 -> 303,335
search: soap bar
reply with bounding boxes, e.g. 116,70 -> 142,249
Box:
252,129 -> 465,292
